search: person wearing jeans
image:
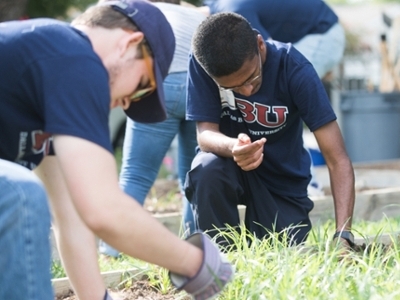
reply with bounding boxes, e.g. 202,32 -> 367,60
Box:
120,72 -> 197,223
99,72 -> 198,257
0,159 -> 53,300
99,0 -> 207,258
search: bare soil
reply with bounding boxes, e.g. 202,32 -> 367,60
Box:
57,280 -> 190,300
57,179 -> 184,300
352,160 -> 400,170
142,179 -> 182,214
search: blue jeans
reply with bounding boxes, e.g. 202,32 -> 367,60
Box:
0,159 -> 53,300
294,22 -> 345,78
99,72 -> 198,257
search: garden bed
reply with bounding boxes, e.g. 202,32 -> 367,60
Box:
55,232 -> 399,300
53,160 -> 400,299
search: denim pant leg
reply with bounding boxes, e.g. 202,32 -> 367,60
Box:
176,101 -> 197,236
122,72 -> 198,233
120,117 -> 175,203
99,72 -> 197,256
294,23 -> 345,78
99,115 -> 174,257
0,159 -> 53,300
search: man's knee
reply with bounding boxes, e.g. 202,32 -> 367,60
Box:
0,163 -> 50,229
190,152 -> 229,183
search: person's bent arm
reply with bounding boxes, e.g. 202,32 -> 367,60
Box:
53,134 -> 202,277
197,121 -> 236,157
197,121 -> 266,170
313,121 -> 355,233
34,156 -> 105,300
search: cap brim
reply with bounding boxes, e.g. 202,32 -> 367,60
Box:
124,62 -> 167,123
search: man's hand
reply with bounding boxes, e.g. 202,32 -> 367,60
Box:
332,237 -> 353,250
332,231 -> 355,259
232,133 -> 266,171
169,232 -> 234,300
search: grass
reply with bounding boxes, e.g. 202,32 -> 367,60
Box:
218,219 -> 400,300
52,216 -> 400,299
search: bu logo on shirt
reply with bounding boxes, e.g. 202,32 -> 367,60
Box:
236,99 -> 288,128
31,130 -> 52,155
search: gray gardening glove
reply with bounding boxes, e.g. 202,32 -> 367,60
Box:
103,290 -> 113,300
169,232 -> 234,300
103,290 -> 122,300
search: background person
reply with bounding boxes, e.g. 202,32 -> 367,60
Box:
184,12 -> 355,250
99,0 -> 208,258
0,1 -> 232,299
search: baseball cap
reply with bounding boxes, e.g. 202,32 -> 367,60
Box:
98,0 -> 175,123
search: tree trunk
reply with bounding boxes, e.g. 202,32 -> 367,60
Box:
0,0 -> 29,21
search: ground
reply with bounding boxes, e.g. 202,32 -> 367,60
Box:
57,280 -> 191,300
58,161 -> 400,299
57,179 -> 184,300
57,242 -> 394,300
142,179 -> 182,214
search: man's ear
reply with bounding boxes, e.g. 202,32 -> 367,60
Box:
257,34 -> 267,61
119,31 -> 144,58
256,34 -> 264,48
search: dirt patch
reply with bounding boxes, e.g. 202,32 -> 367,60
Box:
57,280 -> 191,300
143,179 -> 182,214
54,179 -> 185,300
352,242 -> 393,253
317,160 -> 400,196
353,160 -> 400,170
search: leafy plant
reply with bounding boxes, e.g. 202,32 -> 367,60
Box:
51,260 -> 66,278
146,265 -> 173,295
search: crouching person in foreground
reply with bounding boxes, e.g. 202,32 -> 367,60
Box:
0,1 -> 233,299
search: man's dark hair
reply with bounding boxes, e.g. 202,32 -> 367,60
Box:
192,12 -> 258,77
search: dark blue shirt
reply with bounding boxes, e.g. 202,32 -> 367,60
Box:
0,19 -> 112,169
186,41 -> 336,196
205,0 -> 338,43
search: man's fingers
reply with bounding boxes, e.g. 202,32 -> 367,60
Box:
238,153 -> 264,171
237,133 -> 251,145
234,144 -> 264,170
233,137 -> 266,156
232,137 -> 266,170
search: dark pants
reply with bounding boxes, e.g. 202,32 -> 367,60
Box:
184,152 -> 314,249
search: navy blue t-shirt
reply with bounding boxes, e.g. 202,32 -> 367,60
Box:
0,19 -> 112,170
205,0 -> 338,43
186,41 -> 336,197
